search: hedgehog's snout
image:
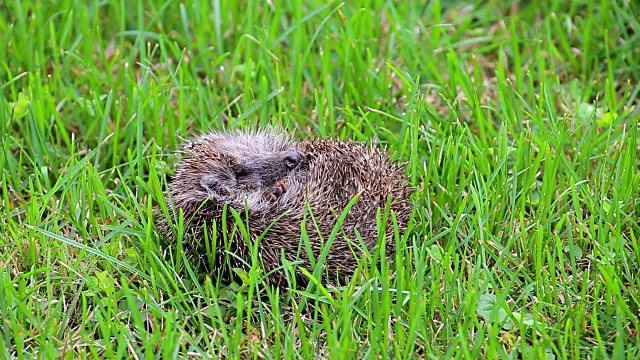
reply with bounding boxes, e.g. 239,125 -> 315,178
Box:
284,151 -> 301,170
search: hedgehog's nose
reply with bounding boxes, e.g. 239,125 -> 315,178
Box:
284,151 -> 302,170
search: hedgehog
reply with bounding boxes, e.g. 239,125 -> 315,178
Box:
156,128 -> 414,290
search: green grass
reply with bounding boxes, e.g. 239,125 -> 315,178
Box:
1,0 -> 639,358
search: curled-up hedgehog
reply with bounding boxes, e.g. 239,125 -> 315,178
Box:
156,128 -> 414,290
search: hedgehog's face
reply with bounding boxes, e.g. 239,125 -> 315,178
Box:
172,131 -> 303,206
198,150 -> 302,197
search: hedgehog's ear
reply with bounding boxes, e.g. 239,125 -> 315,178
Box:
201,174 -> 230,197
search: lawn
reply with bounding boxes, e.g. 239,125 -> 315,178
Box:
1,0 -> 639,358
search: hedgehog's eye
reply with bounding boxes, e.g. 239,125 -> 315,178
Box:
235,168 -> 252,181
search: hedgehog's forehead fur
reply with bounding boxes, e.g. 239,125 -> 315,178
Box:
188,128 -> 295,156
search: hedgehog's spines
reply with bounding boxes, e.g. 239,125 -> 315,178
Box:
158,129 -> 414,291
